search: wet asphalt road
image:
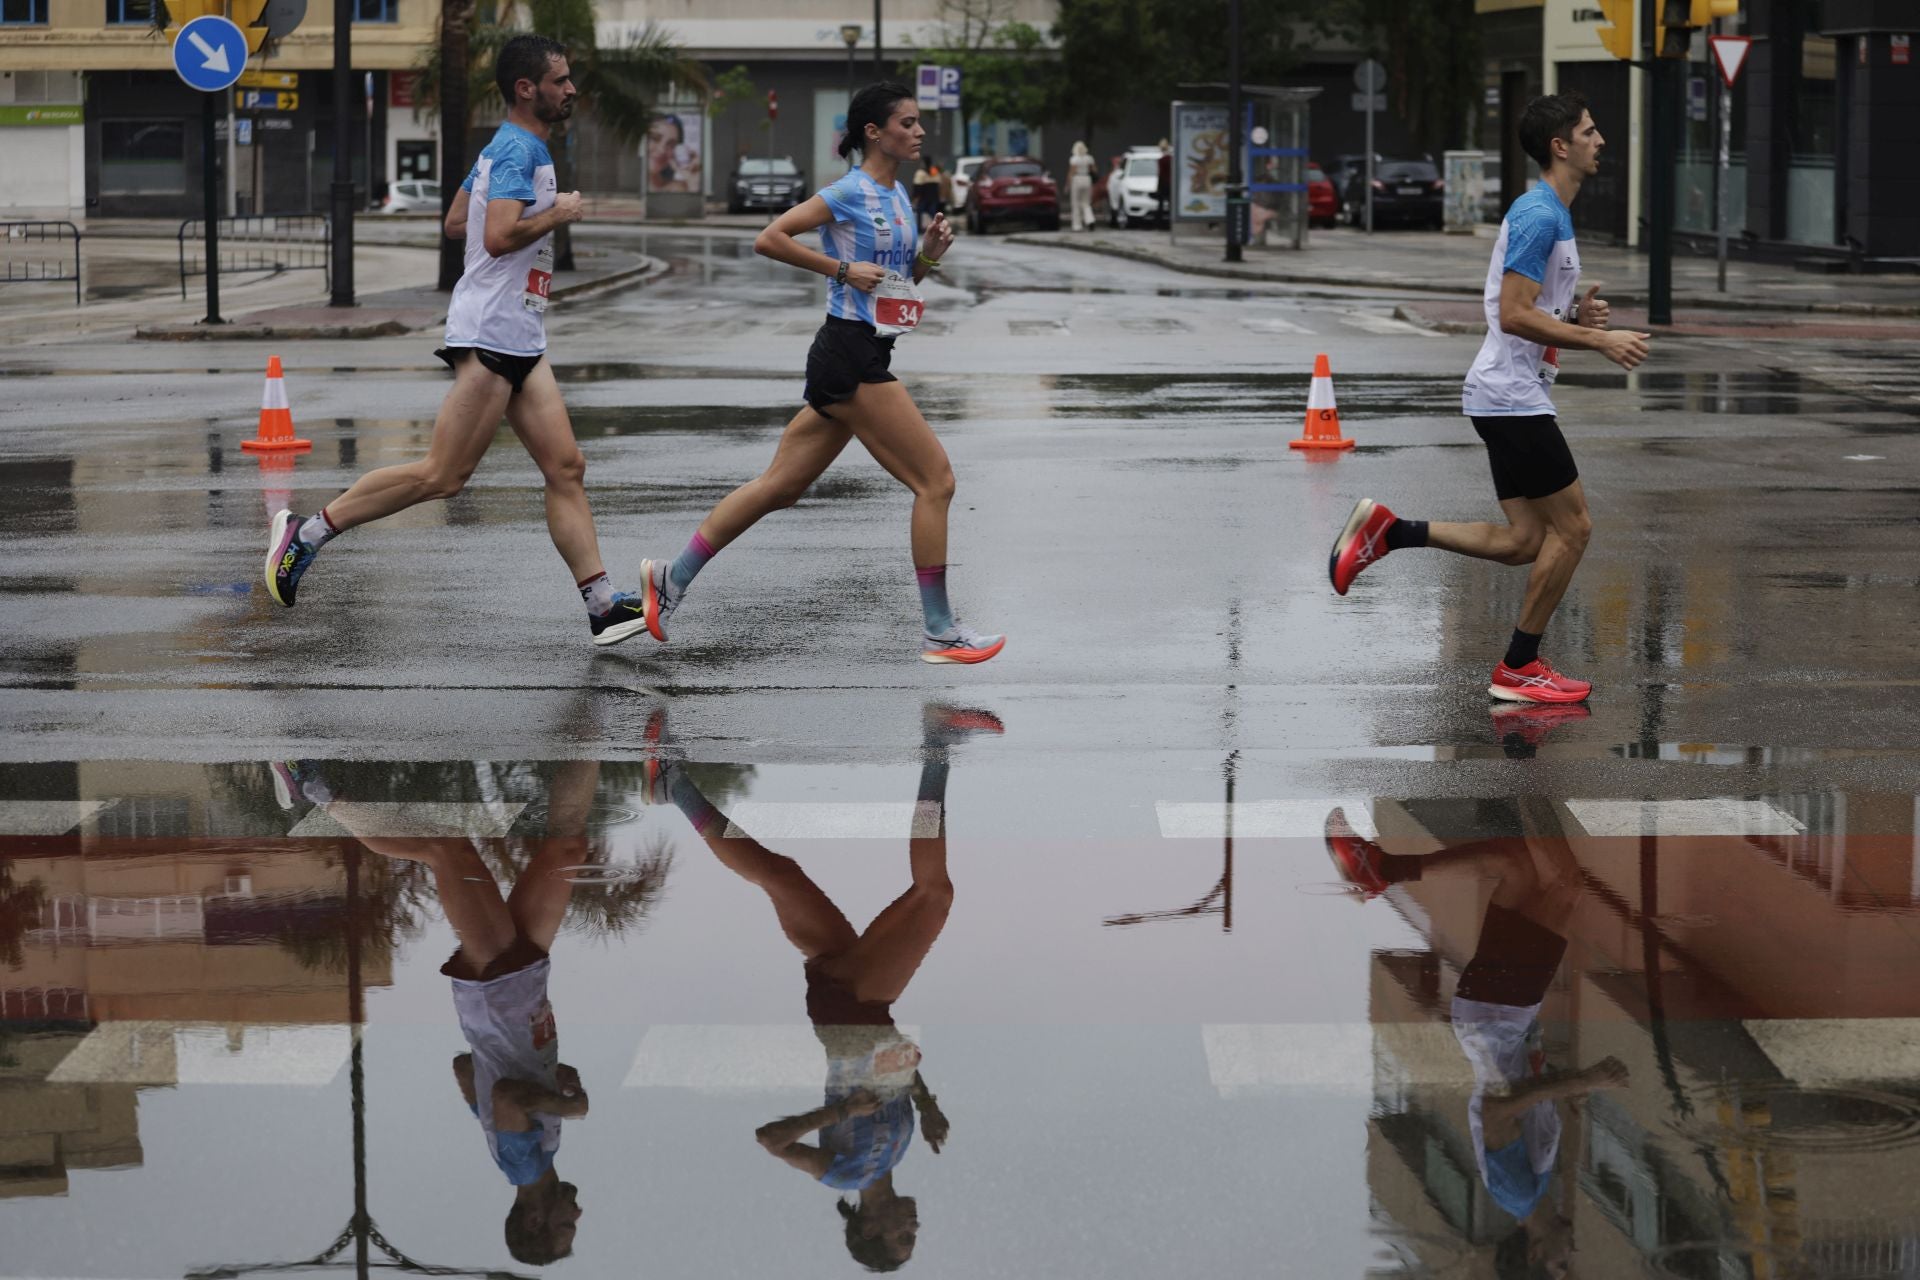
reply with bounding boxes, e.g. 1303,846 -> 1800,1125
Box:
3,229 -> 1919,790
7,231 -> 1920,1280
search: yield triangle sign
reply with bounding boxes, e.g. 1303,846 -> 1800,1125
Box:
1710,35 -> 1752,88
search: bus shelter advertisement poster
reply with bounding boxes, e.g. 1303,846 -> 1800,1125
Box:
1173,104 -> 1228,220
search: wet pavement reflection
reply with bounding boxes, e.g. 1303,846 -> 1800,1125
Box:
6,717 -> 1920,1278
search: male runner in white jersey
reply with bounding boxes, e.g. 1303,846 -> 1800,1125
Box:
263,35 -> 650,646
1328,92 -> 1651,704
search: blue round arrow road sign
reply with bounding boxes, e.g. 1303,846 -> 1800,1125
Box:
172,15 -> 248,93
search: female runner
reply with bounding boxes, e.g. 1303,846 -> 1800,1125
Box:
640,81 -> 1005,665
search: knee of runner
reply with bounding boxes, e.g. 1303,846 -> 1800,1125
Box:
546,448 -> 587,489
1505,531 -> 1545,566
918,466 -> 955,506
421,466 -> 472,501
1562,511 -> 1594,551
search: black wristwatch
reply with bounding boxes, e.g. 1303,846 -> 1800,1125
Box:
834,260 -> 850,284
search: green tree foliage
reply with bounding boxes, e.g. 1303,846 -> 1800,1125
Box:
908,0 -> 1056,143
1318,0 -> 1481,152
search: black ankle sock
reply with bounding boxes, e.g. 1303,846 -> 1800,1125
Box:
1384,518 -> 1428,551
1504,628 -> 1543,670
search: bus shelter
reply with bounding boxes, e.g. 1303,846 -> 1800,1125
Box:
1169,84 -> 1321,251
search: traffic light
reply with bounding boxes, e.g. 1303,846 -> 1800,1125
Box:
1596,0 -> 1635,59
1657,0 -> 1691,57
1692,0 -> 1740,21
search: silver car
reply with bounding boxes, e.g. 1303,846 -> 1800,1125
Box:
381,179 -> 441,213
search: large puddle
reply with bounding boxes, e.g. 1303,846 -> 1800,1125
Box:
5,749 -> 1920,1278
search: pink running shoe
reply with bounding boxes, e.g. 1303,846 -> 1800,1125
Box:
1489,659 -> 1593,705
1329,498 -> 1397,596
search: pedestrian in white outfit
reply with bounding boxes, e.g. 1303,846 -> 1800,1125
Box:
1068,141 -> 1096,231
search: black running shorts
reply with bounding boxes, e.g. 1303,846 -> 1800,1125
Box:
804,316 -> 897,417
1469,414 -> 1580,502
1455,903 -> 1569,1009
436,345 -> 542,394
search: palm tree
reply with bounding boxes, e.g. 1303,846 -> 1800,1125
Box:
415,3 -> 706,276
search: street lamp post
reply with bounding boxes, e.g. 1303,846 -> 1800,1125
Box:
1225,0 -> 1243,263
841,23 -> 861,94
873,0 -> 882,72
329,0 -> 355,307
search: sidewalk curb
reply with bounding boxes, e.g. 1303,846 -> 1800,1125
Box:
1006,233 -> 1920,319
1392,305 -> 1480,336
132,254 -> 667,341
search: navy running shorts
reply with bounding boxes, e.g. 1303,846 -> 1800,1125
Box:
1469,415 -> 1580,502
804,316 -> 897,417
436,345 -> 543,394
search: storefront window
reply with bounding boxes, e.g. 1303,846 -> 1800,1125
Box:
353,0 -> 396,21
105,0 -> 152,23
1786,11 -> 1836,244
0,0 -> 49,23
99,119 -> 187,195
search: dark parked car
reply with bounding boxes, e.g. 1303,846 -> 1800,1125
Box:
964,157 -> 1060,234
727,157 -> 806,214
1343,159 -> 1444,229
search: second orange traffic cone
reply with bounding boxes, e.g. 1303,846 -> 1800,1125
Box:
1289,353 -> 1355,451
240,356 -> 311,453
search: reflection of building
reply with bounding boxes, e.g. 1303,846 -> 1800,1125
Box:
1475,0 -> 1917,263
1,768 -> 394,1198
1363,797 -> 1920,1275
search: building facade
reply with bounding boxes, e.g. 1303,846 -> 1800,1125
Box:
1475,0 -> 1917,264
0,0 -> 437,218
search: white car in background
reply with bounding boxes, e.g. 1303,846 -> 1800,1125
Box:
948,156 -> 985,213
381,179 -> 441,213
1109,147 -> 1165,228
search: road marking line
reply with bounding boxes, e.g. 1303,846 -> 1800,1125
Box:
1564,798 -> 1806,838
623,1024 -> 920,1090
289,801 -> 527,838
719,801 -> 943,840
1337,311 -> 1439,337
48,1021 -> 356,1086
1744,1018 -> 1920,1086
1156,800 -> 1375,840
1242,316 -> 1315,335
0,800 -> 112,835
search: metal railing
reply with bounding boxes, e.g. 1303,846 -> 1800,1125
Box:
178,212 -> 330,299
1,220 -> 83,306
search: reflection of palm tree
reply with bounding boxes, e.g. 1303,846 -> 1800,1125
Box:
412,2 -> 706,270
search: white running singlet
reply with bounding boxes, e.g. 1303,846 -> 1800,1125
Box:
445,121 -> 558,358
1462,185 -> 1580,418
451,955 -> 564,1181
818,170 -> 918,327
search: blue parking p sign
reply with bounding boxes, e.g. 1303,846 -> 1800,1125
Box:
172,15 -> 249,93
937,66 -> 962,111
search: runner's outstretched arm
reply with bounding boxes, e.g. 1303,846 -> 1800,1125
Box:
755,197 -> 885,291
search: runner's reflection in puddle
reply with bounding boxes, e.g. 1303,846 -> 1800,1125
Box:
648,702 -> 1002,1271
298,759 -> 667,1267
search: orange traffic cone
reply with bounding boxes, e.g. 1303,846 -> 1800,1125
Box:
1289,353 -> 1355,451
240,356 -> 311,453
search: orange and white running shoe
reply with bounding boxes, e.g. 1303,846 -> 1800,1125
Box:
1324,807 -> 1392,900
1329,498 -> 1397,596
1489,659 -> 1592,704
921,625 -> 1005,665
640,558 -> 679,642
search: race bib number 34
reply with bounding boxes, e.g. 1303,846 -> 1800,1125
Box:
872,272 -> 925,337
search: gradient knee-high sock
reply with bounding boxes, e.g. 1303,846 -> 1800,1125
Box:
669,531 -> 716,595
916,566 -> 954,636
915,752 -> 949,836
666,767 -> 725,838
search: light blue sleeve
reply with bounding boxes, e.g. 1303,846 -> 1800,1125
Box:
818,173 -> 863,224
487,138 -> 538,204
460,161 -> 477,193
1501,200 -> 1558,284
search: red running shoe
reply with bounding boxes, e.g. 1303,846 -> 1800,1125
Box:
1329,498 -> 1397,596
1490,701 -> 1591,748
1489,659 -> 1593,705
1324,807 -> 1391,900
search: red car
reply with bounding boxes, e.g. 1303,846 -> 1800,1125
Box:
964,156 -> 1060,234
1308,163 -> 1337,228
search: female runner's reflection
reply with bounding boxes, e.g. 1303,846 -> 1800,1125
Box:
1325,796 -> 1627,1278
652,703 -> 1001,1271
313,760 -> 607,1267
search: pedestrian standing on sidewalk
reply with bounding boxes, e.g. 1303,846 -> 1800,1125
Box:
912,157 -> 942,233
1154,138 -> 1172,226
1326,91 -> 1650,704
262,35 -> 649,647
637,82 -> 1005,665
1068,141 -> 1096,231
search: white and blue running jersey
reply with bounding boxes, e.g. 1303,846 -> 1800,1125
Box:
1462,184 -> 1581,417
446,121 -> 558,358
817,170 -> 918,326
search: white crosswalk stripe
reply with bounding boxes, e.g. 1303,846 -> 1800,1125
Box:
623,1024 -> 921,1090
719,801 -> 943,840
289,801 -> 528,838
1157,800 -> 1375,839
48,1021 -> 357,1086
1564,798 -> 1805,838
0,799 -> 113,835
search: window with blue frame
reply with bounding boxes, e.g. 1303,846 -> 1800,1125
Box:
353,0 -> 396,22
105,0 -> 152,25
1,0 -> 48,25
